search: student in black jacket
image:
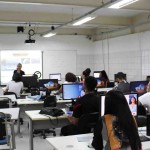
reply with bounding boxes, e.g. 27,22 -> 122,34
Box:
61,76 -> 99,136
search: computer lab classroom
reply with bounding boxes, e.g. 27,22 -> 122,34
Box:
1,0 -> 150,150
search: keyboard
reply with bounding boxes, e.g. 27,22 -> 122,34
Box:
140,135 -> 150,142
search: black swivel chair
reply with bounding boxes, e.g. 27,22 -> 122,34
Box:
78,112 -> 99,134
33,95 -> 57,138
136,104 -> 147,127
0,97 -> 11,108
4,92 -> 24,125
4,92 -> 17,99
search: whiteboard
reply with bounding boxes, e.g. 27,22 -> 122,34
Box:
43,50 -> 77,79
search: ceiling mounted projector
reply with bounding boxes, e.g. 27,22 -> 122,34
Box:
25,29 -> 36,44
25,39 -> 35,43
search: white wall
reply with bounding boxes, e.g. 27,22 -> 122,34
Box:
1,31 -> 150,83
0,34 -> 94,79
94,31 -> 150,82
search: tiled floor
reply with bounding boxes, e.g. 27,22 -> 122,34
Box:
15,121 -> 61,150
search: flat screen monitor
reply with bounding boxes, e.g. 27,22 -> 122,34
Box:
49,73 -> 61,81
130,81 -> 148,96
38,79 -> 58,88
94,71 -> 101,78
100,93 -> 138,117
96,78 -> 106,88
106,82 -> 114,88
76,75 -> 81,82
22,75 -> 38,88
62,83 -> 84,100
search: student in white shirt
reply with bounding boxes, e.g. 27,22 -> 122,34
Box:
4,73 -> 23,97
139,82 -> 150,107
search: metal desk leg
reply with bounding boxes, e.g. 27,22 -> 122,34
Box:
29,118 -> 33,150
11,122 -> 16,149
17,109 -> 22,138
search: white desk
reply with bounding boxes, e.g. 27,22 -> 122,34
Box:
25,110 -> 69,150
47,133 -> 93,150
17,98 -> 71,105
47,130 -> 150,150
0,107 -> 19,120
0,108 -> 21,136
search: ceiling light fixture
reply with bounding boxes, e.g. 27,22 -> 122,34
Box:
109,0 -> 139,9
43,32 -> 56,38
72,15 -> 96,26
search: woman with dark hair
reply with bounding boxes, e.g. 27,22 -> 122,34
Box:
81,68 -> 91,81
92,90 -> 141,150
4,73 -> 23,97
58,72 -> 77,93
97,70 -> 109,87
65,72 -> 77,83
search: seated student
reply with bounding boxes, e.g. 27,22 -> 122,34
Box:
97,70 -> 109,87
139,82 -> 150,109
58,72 -> 77,93
81,68 -> 91,82
61,76 -> 99,136
4,73 -> 23,98
92,90 -> 141,150
113,72 -> 130,93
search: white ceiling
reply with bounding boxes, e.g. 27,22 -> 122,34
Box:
0,0 -> 149,40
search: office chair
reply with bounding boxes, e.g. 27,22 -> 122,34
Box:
78,112 -> 99,134
0,97 -> 11,108
4,92 -> 24,125
136,104 -> 149,127
0,112 -> 16,150
33,95 -> 57,138
4,92 -> 17,99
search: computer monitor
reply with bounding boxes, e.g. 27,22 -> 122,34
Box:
62,83 -> 84,100
130,81 -> 148,96
76,75 -> 81,82
49,73 -> 61,81
93,71 -> 101,78
96,78 -> 106,88
22,75 -> 38,88
38,79 -> 58,88
106,82 -> 114,88
100,93 -> 138,117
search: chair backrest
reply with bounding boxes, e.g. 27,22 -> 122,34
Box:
0,97 -> 11,108
136,115 -> 146,127
78,112 -> 99,134
0,112 -> 6,140
4,92 -> 17,99
0,112 -> 15,148
43,95 -> 57,107
138,105 -> 147,116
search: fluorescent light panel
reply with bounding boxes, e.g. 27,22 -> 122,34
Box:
109,0 -> 139,9
73,16 -> 96,26
43,33 -> 56,38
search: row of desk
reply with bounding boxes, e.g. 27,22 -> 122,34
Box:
46,131 -> 150,150
1,96 -> 150,150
